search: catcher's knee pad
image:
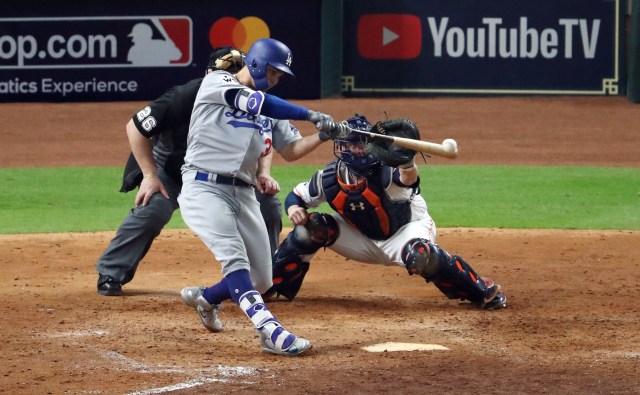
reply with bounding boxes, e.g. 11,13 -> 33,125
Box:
302,212 -> 339,247
402,238 -> 438,277
402,239 -> 492,306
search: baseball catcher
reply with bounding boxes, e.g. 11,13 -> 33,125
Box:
265,114 -> 507,310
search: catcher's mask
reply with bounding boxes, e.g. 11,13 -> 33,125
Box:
245,38 -> 294,91
206,46 -> 245,74
334,114 -> 381,177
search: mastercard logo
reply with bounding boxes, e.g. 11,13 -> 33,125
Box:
209,16 -> 270,53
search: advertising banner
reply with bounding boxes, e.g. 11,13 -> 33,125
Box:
342,0 -> 625,96
0,0 -> 322,102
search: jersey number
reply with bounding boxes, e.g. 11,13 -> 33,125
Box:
261,138 -> 272,157
141,116 -> 157,132
136,106 -> 156,132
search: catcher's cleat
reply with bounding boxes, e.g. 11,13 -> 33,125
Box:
97,275 -> 122,296
484,292 -> 507,310
481,278 -> 507,310
259,325 -> 312,357
181,287 -> 223,332
261,286 -> 279,302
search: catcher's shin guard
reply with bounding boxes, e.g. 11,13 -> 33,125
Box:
402,238 -> 500,307
268,241 -> 310,301
266,214 -> 338,301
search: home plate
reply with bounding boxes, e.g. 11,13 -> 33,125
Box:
361,342 -> 449,352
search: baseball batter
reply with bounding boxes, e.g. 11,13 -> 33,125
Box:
266,114 -> 507,310
178,38 -> 346,356
96,47 -> 283,296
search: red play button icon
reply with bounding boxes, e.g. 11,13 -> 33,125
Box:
357,14 -> 422,59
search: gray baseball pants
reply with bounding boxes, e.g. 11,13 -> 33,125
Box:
96,167 -> 281,285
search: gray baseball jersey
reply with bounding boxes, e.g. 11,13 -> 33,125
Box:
179,70 -> 302,291
183,71 -> 301,184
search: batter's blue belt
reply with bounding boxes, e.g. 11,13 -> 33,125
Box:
195,171 -> 253,188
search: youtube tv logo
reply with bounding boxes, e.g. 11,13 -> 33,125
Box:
358,14 -> 422,59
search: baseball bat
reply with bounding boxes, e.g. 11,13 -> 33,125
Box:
346,127 -> 459,159
151,18 -> 170,41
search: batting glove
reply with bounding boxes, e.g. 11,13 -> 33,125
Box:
307,110 -> 331,124
317,120 -> 350,141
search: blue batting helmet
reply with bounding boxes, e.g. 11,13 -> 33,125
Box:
245,38 -> 294,91
334,114 -> 381,177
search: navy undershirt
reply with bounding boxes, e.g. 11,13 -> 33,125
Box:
261,93 -> 309,120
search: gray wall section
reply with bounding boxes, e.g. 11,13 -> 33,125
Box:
628,0 -> 640,102
320,0 -> 344,98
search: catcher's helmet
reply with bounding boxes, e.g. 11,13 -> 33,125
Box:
334,114 -> 380,177
245,38 -> 294,91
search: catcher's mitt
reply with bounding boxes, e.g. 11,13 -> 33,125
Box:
366,118 -> 420,167
206,46 -> 245,73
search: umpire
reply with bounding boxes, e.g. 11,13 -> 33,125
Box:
96,47 -> 283,296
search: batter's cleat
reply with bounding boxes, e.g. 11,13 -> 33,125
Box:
259,325 -> 312,357
97,275 -> 122,296
181,286 -> 223,332
481,278 -> 507,310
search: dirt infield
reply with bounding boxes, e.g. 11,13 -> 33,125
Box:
1,97 -> 639,394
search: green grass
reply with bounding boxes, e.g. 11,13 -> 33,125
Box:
422,165 -> 639,229
0,165 -> 637,234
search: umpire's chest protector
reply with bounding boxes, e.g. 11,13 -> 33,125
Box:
321,162 -> 412,240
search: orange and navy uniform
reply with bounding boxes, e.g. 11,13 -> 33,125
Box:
319,160 -> 417,240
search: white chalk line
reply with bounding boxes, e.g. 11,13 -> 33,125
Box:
93,347 -> 258,376
41,328 -> 259,393
91,346 -> 259,394
126,378 -> 223,395
41,329 -> 110,338
125,376 -> 248,395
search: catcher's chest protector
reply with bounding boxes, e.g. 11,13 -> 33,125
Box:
321,163 -> 411,240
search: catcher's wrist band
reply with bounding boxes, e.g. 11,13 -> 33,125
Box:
285,191 -> 307,211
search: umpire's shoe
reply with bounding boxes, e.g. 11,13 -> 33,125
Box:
181,287 -> 223,332
97,274 -> 122,296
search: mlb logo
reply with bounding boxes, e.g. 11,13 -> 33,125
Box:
358,14 -> 422,59
0,16 -> 192,69
127,17 -> 192,66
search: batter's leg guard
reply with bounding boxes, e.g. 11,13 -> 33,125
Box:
265,213 -> 339,301
239,290 -> 312,356
402,238 -> 505,308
